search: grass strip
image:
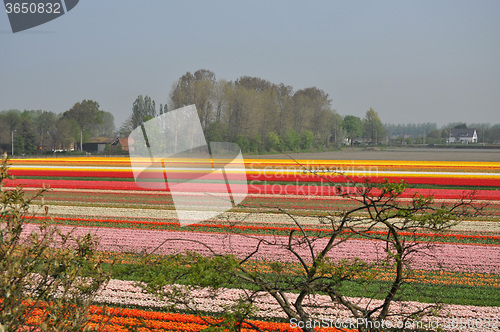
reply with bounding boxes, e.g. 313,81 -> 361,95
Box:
104,254 -> 500,307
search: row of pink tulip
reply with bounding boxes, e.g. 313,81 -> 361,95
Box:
7,177 -> 500,200
20,224 -> 500,274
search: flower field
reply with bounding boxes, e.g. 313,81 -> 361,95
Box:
7,158 -> 500,184
29,302 -> 335,332
4,156 -> 500,331
6,157 -> 500,200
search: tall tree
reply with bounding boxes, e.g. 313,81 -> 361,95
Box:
119,95 -> 156,136
227,85 -> 260,140
62,100 -> 104,137
292,87 -> 332,145
0,121 -> 9,153
93,111 -> 116,137
0,110 -> 20,154
490,124 -> 500,143
211,79 -> 231,124
134,95 -> 156,123
4,110 -> 21,130
343,115 -> 363,145
329,111 -> 345,147
193,77 -> 215,130
158,103 -> 168,115
235,76 -> 273,92
17,111 -> 38,154
291,91 -> 311,134
275,83 -> 294,136
34,111 -> 57,152
55,118 -> 79,150
363,108 -> 386,144
258,87 -> 280,137
453,123 -> 467,129
170,72 -> 194,110
170,69 -> 216,130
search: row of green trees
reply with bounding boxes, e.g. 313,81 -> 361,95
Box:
3,69 -> 499,155
0,100 -> 115,155
119,71 -> 500,150
120,69 -> 387,153
119,70 -> 345,152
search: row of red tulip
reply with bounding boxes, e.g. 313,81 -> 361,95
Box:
23,215 -> 500,244
8,167 -> 500,187
6,178 -> 500,200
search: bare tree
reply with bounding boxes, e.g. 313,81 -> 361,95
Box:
139,171 -> 483,332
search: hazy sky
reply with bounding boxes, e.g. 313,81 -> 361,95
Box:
1,1 -> 499,128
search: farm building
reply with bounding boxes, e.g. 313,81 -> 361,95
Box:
448,128 -> 477,144
82,137 -> 119,153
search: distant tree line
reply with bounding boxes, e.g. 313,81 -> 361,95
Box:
386,122 -> 500,145
120,69 -> 344,153
0,100 -> 115,155
3,69 -> 499,155
119,69 -> 388,153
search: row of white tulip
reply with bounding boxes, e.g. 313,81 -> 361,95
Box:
93,279 -> 499,331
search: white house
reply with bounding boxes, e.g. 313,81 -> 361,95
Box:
448,128 -> 477,144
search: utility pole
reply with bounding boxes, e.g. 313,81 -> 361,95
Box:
11,130 -> 16,156
80,130 -> 83,151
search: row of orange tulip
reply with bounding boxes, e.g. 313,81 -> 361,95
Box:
21,303 -> 353,332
